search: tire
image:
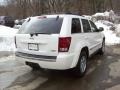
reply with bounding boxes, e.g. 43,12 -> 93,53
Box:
25,61 -> 40,70
99,40 -> 105,55
73,50 -> 88,77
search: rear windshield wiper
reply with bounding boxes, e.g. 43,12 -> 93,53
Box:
30,33 -> 51,37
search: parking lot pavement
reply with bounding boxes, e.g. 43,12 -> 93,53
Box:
0,51 -> 13,58
0,45 -> 120,90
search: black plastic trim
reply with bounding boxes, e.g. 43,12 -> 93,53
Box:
15,52 -> 57,62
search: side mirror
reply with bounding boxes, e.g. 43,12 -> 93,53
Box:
98,27 -> 104,32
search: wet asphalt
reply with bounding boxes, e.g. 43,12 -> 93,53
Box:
0,45 -> 120,90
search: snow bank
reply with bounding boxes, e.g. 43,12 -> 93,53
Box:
116,24 -> 120,36
95,21 -> 110,30
93,10 -> 120,45
0,25 -> 18,36
0,25 -> 18,51
93,10 -> 114,17
82,15 -> 92,20
102,30 -> 120,45
93,11 -> 110,17
0,13 -> 119,51
0,37 -> 16,51
95,21 -> 120,45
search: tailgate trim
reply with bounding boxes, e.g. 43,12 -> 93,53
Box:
15,52 -> 57,62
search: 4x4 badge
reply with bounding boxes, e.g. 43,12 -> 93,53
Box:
29,37 -> 34,40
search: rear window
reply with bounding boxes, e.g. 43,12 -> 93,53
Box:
4,17 -> 13,21
19,17 -> 63,34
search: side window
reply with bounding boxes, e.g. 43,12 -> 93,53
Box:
81,19 -> 91,33
90,21 -> 98,32
71,18 -> 81,33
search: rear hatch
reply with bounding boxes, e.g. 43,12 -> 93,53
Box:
16,16 -> 63,56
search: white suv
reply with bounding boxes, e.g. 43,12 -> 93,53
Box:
15,14 -> 105,76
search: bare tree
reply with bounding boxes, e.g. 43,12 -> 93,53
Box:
0,0 -> 120,19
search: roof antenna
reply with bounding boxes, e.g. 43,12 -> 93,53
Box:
27,17 -> 31,22
56,16 -> 59,20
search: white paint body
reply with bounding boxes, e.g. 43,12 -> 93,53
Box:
15,15 -> 104,70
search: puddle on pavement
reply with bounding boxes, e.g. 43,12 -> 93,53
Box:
107,56 -> 113,59
105,84 -> 120,90
6,77 -> 48,90
86,66 -> 96,75
113,48 -> 120,55
102,78 -> 112,84
109,59 -> 120,78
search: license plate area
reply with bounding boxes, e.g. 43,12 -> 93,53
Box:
28,43 -> 39,51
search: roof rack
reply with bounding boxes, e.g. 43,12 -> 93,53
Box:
40,11 -> 81,16
65,11 -> 81,15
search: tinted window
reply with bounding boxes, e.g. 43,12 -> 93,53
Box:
90,21 -> 98,32
5,16 -> 13,21
19,18 -> 63,34
71,18 -> 81,33
81,19 -> 91,32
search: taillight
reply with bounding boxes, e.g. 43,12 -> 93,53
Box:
58,37 -> 71,52
14,36 -> 17,48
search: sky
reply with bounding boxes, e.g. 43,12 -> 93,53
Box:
0,0 -> 4,2
0,0 -> 4,4
0,0 -> 5,5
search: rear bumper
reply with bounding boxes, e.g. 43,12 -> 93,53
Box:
15,52 -> 75,70
16,52 -> 57,62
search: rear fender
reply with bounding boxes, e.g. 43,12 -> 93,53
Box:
70,43 -> 89,68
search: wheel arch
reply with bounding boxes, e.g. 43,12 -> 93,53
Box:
81,47 -> 89,59
103,37 -> 105,41
70,46 -> 89,68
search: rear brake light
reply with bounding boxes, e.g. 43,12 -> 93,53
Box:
58,37 -> 71,52
14,36 -> 17,48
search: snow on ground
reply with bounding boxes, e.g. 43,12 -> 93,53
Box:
0,12 -> 120,52
116,24 -> 120,35
0,25 -> 18,36
92,10 -> 120,45
93,11 -> 110,17
0,25 -> 18,51
95,20 -> 120,45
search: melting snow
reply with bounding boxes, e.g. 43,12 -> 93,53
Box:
0,13 -> 120,51
95,21 -> 120,45
0,25 -> 18,51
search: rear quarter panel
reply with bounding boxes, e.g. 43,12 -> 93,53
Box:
69,34 -> 90,68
